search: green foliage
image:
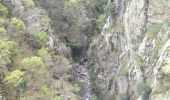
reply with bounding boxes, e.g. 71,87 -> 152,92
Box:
24,0 -> 35,7
40,85 -> 52,96
4,70 -> 24,87
73,84 -> 81,94
0,39 -> 18,65
118,93 -> 129,100
35,31 -> 48,45
35,48 -> 51,58
0,27 -> 6,33
90,95 -> 99,100
54,96 -> 64,100
42,15 -> 51,22
0,18 -> 6,27
11,17 -> 25,30
138,83 -> 152,100
21,56 -> 45,73
147,23 -> 163,39
162,57 -> 170,74
68,0 -> 77,4
97,14 -> 106,31
0,3 -> 8,17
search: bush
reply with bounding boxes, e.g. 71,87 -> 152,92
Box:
162,57 -> 170,74
69,0 -> 77,4
5,70 -> 24,87
35,31 -> 48,45
40,85 -> 52,96
119,93 -> 129,100
21,56 -> 45,72
54,96 -> 64,100
35,48 -> 51,58
97,14 -> 106,31
147,23 -> 163,39
0,18 -> 6,27
0,39 -> 18,65
11,17 -> 25,30
24,0 -> 35,7
0,3 -> 8,17
73,84 -> 81,94
138,83 -> 152,100
42,15 -> 51,23
0,27 -> 6,33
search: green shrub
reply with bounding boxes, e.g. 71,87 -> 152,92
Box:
162,57 -> 170,74
42,15 -> 51,22
69,0 -> 77,4
73,84 -> 81,94
147,23 -> 163,39
0,39 -> 18,65
0,3 -> 8,17
35,48 -> 51,58
5,70 -> 24,87
21,56 -> 45,72
0,27 -> 6,33
119,93 -> 129,100
24,0 -> 35,7
11,17 -> 25,30
0,18 -> 6,26
97,14 -> 106,31
90,95 -> 99,100
40,85 -> 52,96
138,83 -> 152,100
35,31 -> 48,45
54,96 -> 64,100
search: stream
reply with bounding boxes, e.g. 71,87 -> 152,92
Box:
73,62 -> 92,100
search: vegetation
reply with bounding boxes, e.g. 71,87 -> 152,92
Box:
21,56 -> 45,72
68,0 -> 78,4
24,0 -> 35,7
73,84 -> 81,94
40,85 -> 52,97
54,96 -> 64,100
147,23 -> 163,39
42,15 -> 51,23
5,70 -> 24,87
138,83 -> 152,100
0,18 -> 6,27
97,14 -> 106,31
11,17 -> 25,30
35,31 -> 48,45
0,39 -> 18,65
0,3 -> 8,17
35,48 -> 51,58
0,27 -> 6,33
162,57 -> 170,74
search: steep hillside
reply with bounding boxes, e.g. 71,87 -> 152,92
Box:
0,0 -> 170,100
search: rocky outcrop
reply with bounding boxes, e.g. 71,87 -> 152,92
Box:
89,0 -> 170,99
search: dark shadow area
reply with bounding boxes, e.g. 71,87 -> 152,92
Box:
71,45 -> 84,62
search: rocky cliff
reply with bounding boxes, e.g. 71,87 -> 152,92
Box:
0,0 -> 170,100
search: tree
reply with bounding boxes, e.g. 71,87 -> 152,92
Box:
11,17 -> 25,30
20,56 -> 52,99
35,31 -> 48,45
4,70 -> 24,87
0,39 -> 18,71
0,3 -> 8,17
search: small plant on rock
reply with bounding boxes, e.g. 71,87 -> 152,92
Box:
138,83 -> 152,100
35,31 -> 48,45
11,17 -> 25,30
24,0 -> 35,7
5,70 -> 24,87
0,3 -> 8,17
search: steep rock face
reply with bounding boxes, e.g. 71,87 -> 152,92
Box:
89,0 -> 170,99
